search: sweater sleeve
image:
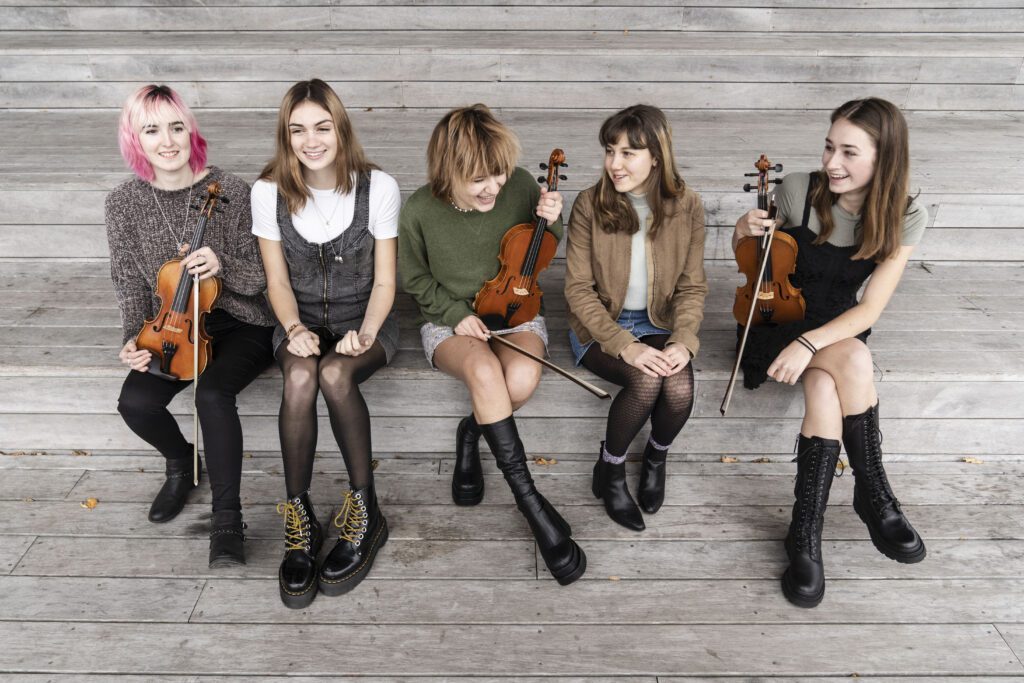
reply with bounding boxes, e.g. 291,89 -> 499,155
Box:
667,196 -> 708,357
215,179 -> 268,297
105,192 -> 154,345
398,200 -> 475,328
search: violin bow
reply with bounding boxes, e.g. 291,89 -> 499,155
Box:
720,209 -> 779,416
192,271 -> 200,485
488,334 -> 610,400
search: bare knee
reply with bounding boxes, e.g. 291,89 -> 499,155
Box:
830,339 -> 874,384
802,367 -> 838,404
464,355 -> 506,395
504,362 -> 541,407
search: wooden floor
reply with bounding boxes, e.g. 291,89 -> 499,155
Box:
2,0 -> 1024,679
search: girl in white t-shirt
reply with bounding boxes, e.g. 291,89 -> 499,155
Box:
253,79 -> 399,608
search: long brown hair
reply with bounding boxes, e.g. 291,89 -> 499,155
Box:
426,104 -> 520,201
593,105 -> 686,238
810,97 -> 911,261
259,79 -> 376,215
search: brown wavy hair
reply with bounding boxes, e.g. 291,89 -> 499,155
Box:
426,104 -> 520,201
259,79 -> 377,215
810,97 -> 912,262
593,105 -> 686,238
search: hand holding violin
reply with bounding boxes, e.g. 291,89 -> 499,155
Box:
535,187 -> 563,224
119,339 -> 152,372
180,246 -> 221,280
734,208 -> 776,239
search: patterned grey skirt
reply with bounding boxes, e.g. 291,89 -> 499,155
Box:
419,316 -> 549,367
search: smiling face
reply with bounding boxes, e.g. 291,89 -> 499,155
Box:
288,100 -> 339,180
822,117 -> 878,205
604,133 -> 656,196
138,104 -> 192,178
450,172 -> 507,212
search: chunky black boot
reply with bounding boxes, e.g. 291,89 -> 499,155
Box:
148,454 -> 202,523
481,416 -> 586,586
843,403 -> 926,564
208,509 -> 246,568
318,484 -> 388,596
277,492 -> 324,609
781,434 -> 840,608
452,414 -> 485,505
592,443 -> 644,531
637,440 -> 667,514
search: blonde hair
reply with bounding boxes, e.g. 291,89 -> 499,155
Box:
426,104 -> 520,200
259,79 -> 376,215
593,104 -> 686,238
810,97 -> 912,262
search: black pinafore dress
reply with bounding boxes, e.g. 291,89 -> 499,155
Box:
739,175 -> 877,390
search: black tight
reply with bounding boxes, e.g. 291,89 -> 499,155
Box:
581,334 -> 695,457
277,334 -> 386,498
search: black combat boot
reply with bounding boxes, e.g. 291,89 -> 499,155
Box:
148,453 -> 202,523
637,440 -> 667,514
843,403 -> 926,564
277,492 -> 324,608
592,442 -> 644,531
318,484 -> 388,596
481,416 -> 586,586
452,414 -> 485,505
781,434 -> 841,608
208,508 -> 246,568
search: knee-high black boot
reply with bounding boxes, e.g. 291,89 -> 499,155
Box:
277,492 -> 323,609
318,483 -> 388,596
843,402 -> 926,563
452,414 -> 485,505
782,434 -> 840,608
480,416 -> 586,586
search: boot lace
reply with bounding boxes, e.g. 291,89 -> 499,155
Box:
861,420 -> 899,513
277,500 -> 311,552
792,446 -> 836,559
333,490 -> 368,548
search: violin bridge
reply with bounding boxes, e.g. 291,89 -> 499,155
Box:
164,324 -> 183,333
513,287 -> 530,296
756,292 -> 775,301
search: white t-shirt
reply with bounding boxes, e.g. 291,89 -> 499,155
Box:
623,193 -> 650,311
251,169 -> 401,243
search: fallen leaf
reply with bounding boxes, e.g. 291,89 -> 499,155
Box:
753,457 -> 772,463
608,575 -> 620,581
836,460 -> 847,472
71,449 -> 90,456
720,456 -> 739,463
534,457 -> 558,466
80,497 -> 99,509
623,29 -> 630,34
21,497 -> 34,503
963,457 -> 984,464
371,459 -> 380,471
242,452 -> 253,459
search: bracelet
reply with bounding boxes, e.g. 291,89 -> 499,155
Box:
285,322 -> 304,340
796,335 -> 818,355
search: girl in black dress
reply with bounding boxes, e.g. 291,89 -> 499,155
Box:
733,97 -> 927,608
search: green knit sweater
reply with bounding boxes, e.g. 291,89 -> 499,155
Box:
398,166 -> 564,328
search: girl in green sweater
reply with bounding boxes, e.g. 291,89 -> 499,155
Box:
398,104 -> 586,585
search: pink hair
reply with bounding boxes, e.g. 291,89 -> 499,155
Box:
117,84 -> 207,182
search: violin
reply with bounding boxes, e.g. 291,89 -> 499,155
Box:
720,155 -> 805,415
474,148 -> 566,331
135,181 -> 225,381
732,154 -> 804,327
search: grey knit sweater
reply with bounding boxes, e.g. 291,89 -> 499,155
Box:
105,166 -> 274,345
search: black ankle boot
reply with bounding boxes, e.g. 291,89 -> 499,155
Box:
843,403 -> 926,564
481,416 -> 586,586
452,414 -> 485,505
277,492 -> 324,608
592,443 -> 644,531
638,440 -> 667,514
318,484 -> 388,596
208,509 -> 246,568
148,454 -> 202,523
782,434 -> 840,608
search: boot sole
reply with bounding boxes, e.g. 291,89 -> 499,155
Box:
781,568 -> 824,608
318,518 -> 389,596
280,578 -> 317,609
550,543 -> 587,586
451,481 -> 484,506
854,498 -> 927,564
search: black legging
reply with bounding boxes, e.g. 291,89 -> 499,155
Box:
581,334 -> 695,457
276,330 -> 386,498
117,311 -> 274,512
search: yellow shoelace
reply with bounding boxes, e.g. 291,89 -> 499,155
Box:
333,490 -> 367,544
276,501 -> 307,551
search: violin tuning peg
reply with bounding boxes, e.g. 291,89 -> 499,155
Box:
774,163 -> 783,172
537,176 -> 546,184
539,163 -> 548,170
743,183 -> 754,192
772,178 -> 783,184
219,195 -> 230,204
560,162 -> 569,167
559,175 -> 568,181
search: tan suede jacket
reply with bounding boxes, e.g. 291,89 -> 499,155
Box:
564,185 -> 708,359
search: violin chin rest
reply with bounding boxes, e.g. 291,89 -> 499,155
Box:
478,313 -> 510,332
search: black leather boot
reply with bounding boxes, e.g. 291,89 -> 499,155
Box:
318,484 -> 388,596
843,403 -> 926,564
592,443 -> 644,531
277,492 -> 324,609
452,414 -> 485,505
208,509 -> 246,568
781,434 -> 840,608
481,416 -> 586,586
148,454 -> 202,523
637,440 -> 667,514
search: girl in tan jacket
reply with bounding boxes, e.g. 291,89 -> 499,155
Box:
565,105 -> 708,531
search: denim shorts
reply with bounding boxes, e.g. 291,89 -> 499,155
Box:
568,308 -> 670,366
